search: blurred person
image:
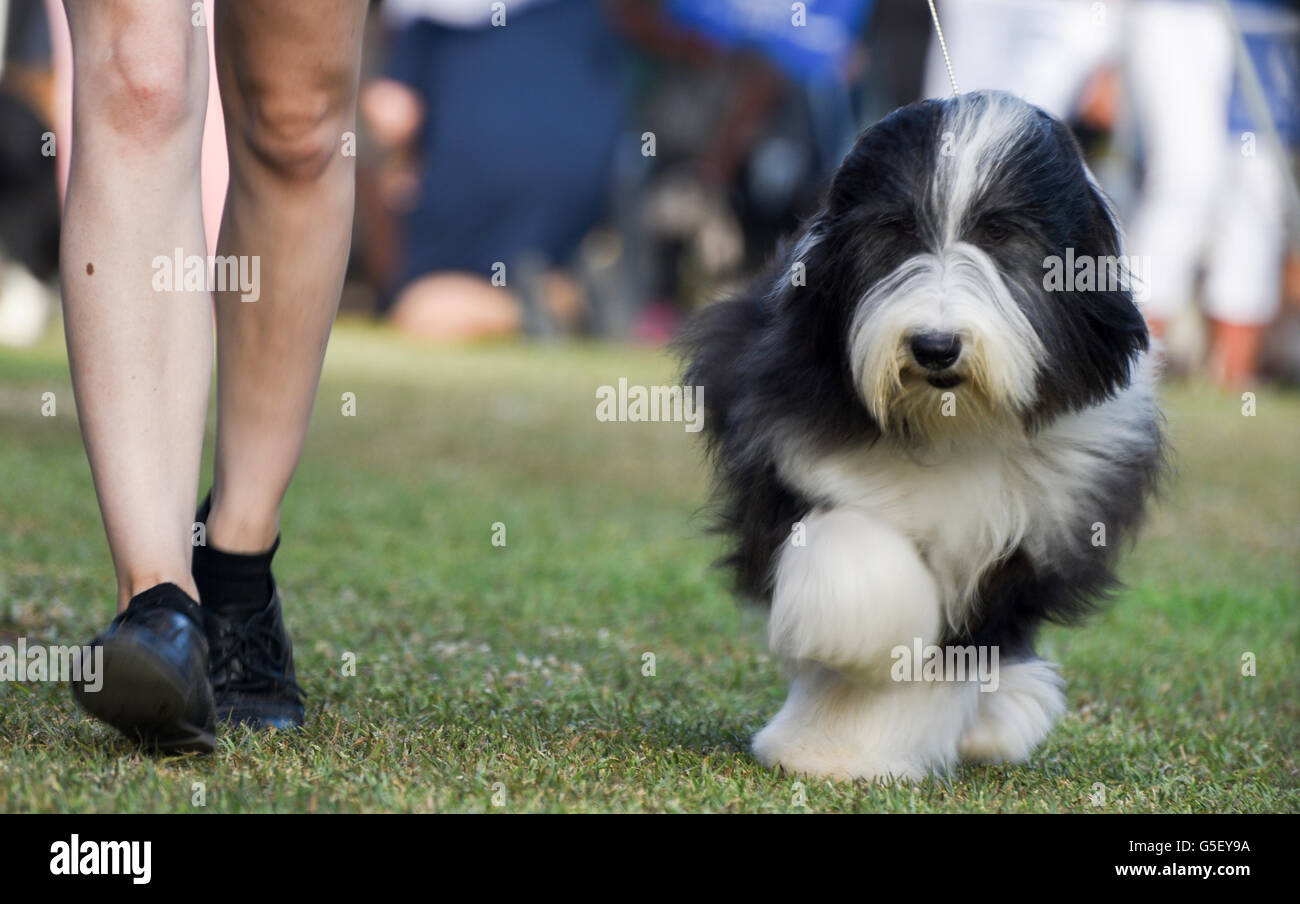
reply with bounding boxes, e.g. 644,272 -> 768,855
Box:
1123,0 -> 1235,358
658,0 -> 877,251
61,0 -> 367,752
925,0 -> 1297,388
1126,0 -> 1297,387
921,0 -> 1123,119
0,0 -> 60,346
603,0 -> 876,340
919,0 -> 1131,200
362,0 -> 626,341
1201,0 -> 1296,388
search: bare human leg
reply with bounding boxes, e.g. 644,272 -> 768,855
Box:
60,0 -> 210,609
204,0 -> 367,553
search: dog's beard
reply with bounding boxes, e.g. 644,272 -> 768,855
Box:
849,243 -> 1043,446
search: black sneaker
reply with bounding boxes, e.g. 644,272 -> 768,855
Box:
203,582 -> 305,729
72,583 -> 216,753
193,494 -> 306,730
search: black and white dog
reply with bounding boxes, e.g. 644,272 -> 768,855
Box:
683,91 -> 1163,782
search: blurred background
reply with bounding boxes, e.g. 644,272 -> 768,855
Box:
0,1 -> 1296,812
0,0 -> 1298,385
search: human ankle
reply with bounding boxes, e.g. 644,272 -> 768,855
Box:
204,497 -> 280,554
117,573 -> 200,611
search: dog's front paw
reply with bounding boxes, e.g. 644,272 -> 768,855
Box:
752,665 -> 962,784
753,718 -> 929,784
958,658 -> 1065,763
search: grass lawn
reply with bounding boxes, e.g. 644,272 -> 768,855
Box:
1,319 -> 1297,813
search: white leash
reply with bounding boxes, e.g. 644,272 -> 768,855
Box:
927,0 -> 959,95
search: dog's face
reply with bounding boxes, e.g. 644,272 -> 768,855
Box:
788,91 -> 1147,443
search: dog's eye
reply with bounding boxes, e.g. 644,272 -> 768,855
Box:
974,216 -> 1014,243
882,215 -> 918,236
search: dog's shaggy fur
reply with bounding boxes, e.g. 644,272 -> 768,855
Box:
682,91 -> 1163,782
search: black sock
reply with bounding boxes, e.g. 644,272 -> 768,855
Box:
193,539 -> 278,616
193,494 -> 279,616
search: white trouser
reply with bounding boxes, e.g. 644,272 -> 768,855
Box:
1202,141 -> 1287,325
924,0 -> 1120,118
1126,0 -> 1235,322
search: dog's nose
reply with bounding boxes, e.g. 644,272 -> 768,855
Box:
909,331 -> 962,371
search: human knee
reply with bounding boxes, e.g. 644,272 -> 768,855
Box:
231,69 -> 356,183
76,11 -> 204,144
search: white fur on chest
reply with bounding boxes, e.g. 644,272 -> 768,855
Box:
775,355 -> 1158,630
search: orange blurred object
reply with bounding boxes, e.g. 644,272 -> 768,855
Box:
1209,319 -> 1265,389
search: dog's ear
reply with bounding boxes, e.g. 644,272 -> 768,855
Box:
678,211 -> 834,420
1056,180 -> 1150,406
1081,177 -> 1125,259
1083,179 -> 1148,348
767,215 -> 829,308
767,213 -> 860,342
